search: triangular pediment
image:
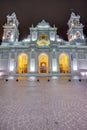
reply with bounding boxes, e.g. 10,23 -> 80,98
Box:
36,20 -> 51,28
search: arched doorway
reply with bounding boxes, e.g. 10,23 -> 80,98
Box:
18,53 -> 28,74
59,53 -> 70,73
38,53 -> 49,74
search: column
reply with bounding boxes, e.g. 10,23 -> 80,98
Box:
72,52 -> 79,72
69,52 -> 73,72
8,50 -> 15,73
14,51 -> 18,73
30,49 -> 36,73
51,49 -> 58,73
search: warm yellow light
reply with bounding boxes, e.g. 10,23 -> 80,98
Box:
38,53 -> 49,74
37,39 -> 50,46
18,53 -> 28,74
59,53 -> 70,73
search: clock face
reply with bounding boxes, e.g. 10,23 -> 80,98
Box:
6,30 -> 12,39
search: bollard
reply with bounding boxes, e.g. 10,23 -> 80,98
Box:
16,79 -> 19,82
68,79 -> 71,82
37,79 -> 39,82
48,79 -> 50,82
79,79 -> 81,82
5,79 -> 8,82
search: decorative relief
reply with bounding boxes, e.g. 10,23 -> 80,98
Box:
37,34 -> 50,46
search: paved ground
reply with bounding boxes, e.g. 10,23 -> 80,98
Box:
0,77 -> 87,130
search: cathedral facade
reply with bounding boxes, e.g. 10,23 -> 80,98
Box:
0,12 -> 87,77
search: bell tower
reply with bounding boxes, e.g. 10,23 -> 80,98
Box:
67,12 -> 85,44
2,12 -> 19,45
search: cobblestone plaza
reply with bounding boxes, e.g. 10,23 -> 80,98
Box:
0,77 -> 87,130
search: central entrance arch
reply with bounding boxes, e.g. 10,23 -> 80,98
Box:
59,53 -> 70,73
38,53 -> 49,74
18,53 -> 28,74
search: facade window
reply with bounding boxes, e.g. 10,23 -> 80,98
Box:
32,31 -> 37,41
50,31 -> 55,41
75,31 -> 81,38
73,19 -> 79,26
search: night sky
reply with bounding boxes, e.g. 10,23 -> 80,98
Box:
0,0 -> 87,41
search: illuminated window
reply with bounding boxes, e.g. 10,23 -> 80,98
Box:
69,34 -> 73,41
18,53 -> 28,74
40,34 -> 47,40
73,19 -> 79,25
38,53 -> 49,74
59,53 -> 70,73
